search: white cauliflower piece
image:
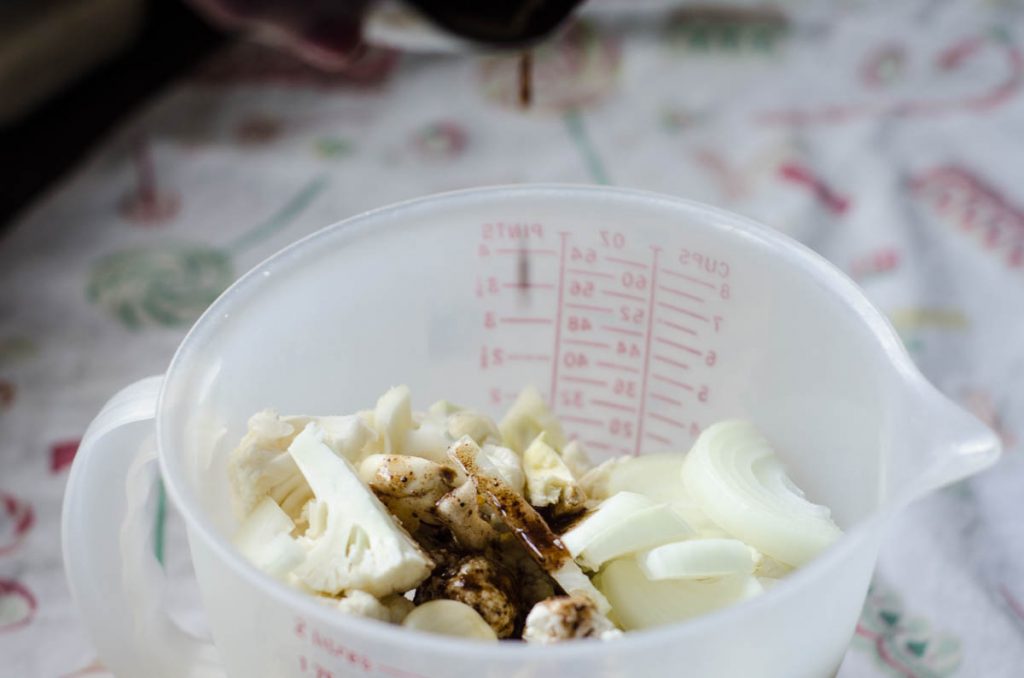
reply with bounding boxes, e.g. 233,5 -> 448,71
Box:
372,385 -> 415,455
427,399 -> 463,418
499,386 -> 566,454
288,423 -> 433,597
523,595 -> 622,643
332,590 -> 391,622
449,436 -> 610,613
448,410 -> 502,445
560,440 -> 594,479
435,480 -> 499,550
358,454 -> 458,532
228,410 -> 373,520
233,497 -> 305,580
578,456 -> 627,502
523,433 -> 586,516
323,590 -> 412,624
402,415 -> 453,464
481,443 -> 525,494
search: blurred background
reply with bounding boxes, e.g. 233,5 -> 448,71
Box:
1,0 -> 1023,676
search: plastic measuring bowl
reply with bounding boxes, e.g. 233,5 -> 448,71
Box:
62,185 -> 1000,678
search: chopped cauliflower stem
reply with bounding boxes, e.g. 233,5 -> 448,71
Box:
288,423 -> 433,597
228,385 -> 843,642
523,595 -> 622,644
522,433 -> 586,517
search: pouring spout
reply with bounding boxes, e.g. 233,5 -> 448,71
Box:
886,378 -> 1002,507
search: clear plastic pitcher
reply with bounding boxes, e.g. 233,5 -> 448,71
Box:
62,185 -> 1000,678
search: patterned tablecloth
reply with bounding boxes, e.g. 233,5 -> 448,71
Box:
2,0 -> 1023,675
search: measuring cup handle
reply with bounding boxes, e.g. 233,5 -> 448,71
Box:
62,376 -> 223,678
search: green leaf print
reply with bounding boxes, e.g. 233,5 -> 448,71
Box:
854,580 -> 962,678
89,175 -> 327,330
87,245 -> 234,330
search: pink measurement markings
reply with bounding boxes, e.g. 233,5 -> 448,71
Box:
565,303 -> 613,313
662,268 -> 717,290
653,355 -> 691,370
655,337 -> 702,356
601,325 -> 643,337
496,248 -> 558,256
657,301 -> 709,322
561,415 -> 605,427
604,255 -> 649,269
591,399 -> 638,413
646,431 -> 672,445
507,354 -> 551,362
658,284 -> 705,304
584,440 -> 613,450
501,317 -> 553,325
634,247 -> 661,456
503,282 -> 555,290
596,361 -> 641,374
650,392 -> 683,406
563,339 -> 610,348
549,232 -> 569,406
652,373 -> 694,390
603,290 -> 646,302
658,318 -> 698,336
562,375 -> 608,386
649,412 -> 687,429
568,268 -> 614,279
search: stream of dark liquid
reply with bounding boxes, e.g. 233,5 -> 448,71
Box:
518,51 -> 533,108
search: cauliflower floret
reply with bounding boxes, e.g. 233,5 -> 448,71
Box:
402,416 -> 453,464
449,436 -> 609,613
331,590 -> 392,622
321,590 -> 412,624
288,423 -> 433,597
435,480 -> 499,550
499,386 -> 566,454
578,456 -> 628,501
358,454 -> 458,532
560,440 -> 594,479
523,433 -> 586,517
427,399 -> 463,418
370,385 -> 415,455
233,497 -> 305,579
481,443 -> 525,494
228,410 -> 374,520
448,410 -> 502,445
523,595 -> 622,644
368,386 -> 461,464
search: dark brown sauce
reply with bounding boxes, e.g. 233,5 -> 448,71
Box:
453,442 -> 570,573
518,51 -> 533,108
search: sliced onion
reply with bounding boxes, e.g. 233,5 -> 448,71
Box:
680,420 -> 842,567
576,504 -> 694,571
669,498 -> 727,538
560,491 -> 655,557
604,453 -> 688,502
595,558 -> 762,631
636,539 -> 756,580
